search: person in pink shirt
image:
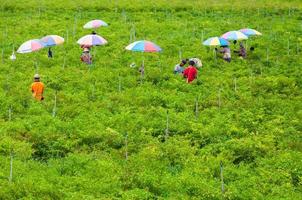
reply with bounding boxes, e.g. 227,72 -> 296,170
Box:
183,60 -> 198,83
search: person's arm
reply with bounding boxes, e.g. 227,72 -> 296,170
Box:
31,84 -> 34,93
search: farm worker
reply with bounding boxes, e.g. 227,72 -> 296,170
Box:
234,42 -> 246,58
31,74 -> 44,101
183,60 -> 198,83
80,48 -> 92,65
174,59 -> 187,74
216,45 -> 231,62
48,48 -> 53,58
189,58 -> 202,69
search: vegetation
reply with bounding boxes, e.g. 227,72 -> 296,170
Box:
0,0 -> 301,199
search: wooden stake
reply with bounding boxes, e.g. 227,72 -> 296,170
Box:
125,133 -> 128,160
218,89 -> 221,109
220,161 -> 225,197
287,39 -> 290,56
8,106 -> 12,121
9,151 -> 13,182
234,78 -> 237,93
165,110 -> 169,140
52,91 -> 57,117
195,97 -> 199,119
62,56 -> 66,69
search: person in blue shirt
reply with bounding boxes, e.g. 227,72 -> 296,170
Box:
174,59 -> 188,74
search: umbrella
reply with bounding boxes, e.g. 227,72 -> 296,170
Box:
83,20 -> 108,29
189,58 -> 202,68
125,40 -> 162,83
239,28 -> 262,37
221,31 -> 248,41
17,39 -> 45,54
203,37 -> 229,46
125,40 -> 162,52
77,34 -> 108,46
40,35 -> 64,47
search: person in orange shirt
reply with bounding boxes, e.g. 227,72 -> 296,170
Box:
31,74 -> 44,101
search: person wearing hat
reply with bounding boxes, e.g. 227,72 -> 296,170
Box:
183,60 -> 198,83
80,48 -> 92,65
31,74 -> 45,101
216,45 -> 231,62
174,59 -> 188,74
234,42 -> 247,59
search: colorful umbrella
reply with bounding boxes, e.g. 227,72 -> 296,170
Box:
203,37 -> 229,46
83,20 -> 108,29
17,39 -> 45,54
77,34 -> 108,46
125,40 -> 162,52
41,35 -> 64,47
221,31 -> 248,41
239,28 -> 262,37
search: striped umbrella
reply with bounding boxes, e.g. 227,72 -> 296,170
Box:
41,35 -> 64,47
239,28 -> 262,37
17,39 -> 45,54
77,34 -> 108,46
83,20 -> 108,29
125,40 -> 162,52
203,37 -> 229,46
221,31 -> 248,41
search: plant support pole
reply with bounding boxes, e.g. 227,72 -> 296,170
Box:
195,96 -> 199,119
165,110 -> 169,139
52,92 -> 57,117
9,151 -> 13,182
220,161 -> 225,198
8,106 -> 12,121
125,133 -> 128,160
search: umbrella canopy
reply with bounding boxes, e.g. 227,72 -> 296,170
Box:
221,31 -> 248,41
17,39 -> 45,54
190,58 -> 202,68
41,35 -> 64,47
77,34 -> 108,46
239,28 -> 262,37
125,40 -> 162,52
203,37 -> 229,46
83,20 -> 108,29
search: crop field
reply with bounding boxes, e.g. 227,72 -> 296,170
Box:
0,0 -> 301,199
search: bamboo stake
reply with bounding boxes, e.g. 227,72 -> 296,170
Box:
220,161 -> 225,198
125,133 -> 128,160
9,151 -> 13,182
218,89 -> 221,109
234,77 -> 237,93
8,106 -> 12,121
52,91 -> 57,117
287,39 -> 290,56
195,96 -> 199,119
165,110 -> 169,140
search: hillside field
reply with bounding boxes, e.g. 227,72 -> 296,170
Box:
0,0 -> 302,199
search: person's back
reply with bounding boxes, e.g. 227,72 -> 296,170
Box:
183,61 -> 198,83
31,74 -> 44,101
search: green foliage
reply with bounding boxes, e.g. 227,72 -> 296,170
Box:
0,0 -> 301,199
